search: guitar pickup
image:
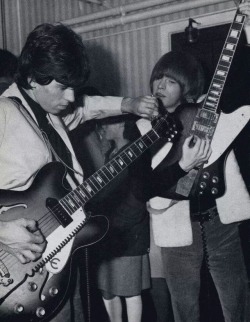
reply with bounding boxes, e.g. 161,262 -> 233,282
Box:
46,198 -> 73,228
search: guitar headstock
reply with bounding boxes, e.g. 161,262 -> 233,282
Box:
152,113 -> 180,142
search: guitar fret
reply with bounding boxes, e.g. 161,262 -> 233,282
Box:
214,76 -> 225,84
106,162 -> 119,176
83,182 -> 96,197
65,195 -> 78,209
127,147 -> 138,158
217,64 -> 229,72
229,29 -> 240,38
121,149 -> 136,163
219,60 -> 230,68
135,139 -> 147,152
60,199 -> 73,214
69,192 -> 82,206
151,129 -> 160,140
205,101 -> 216,108
101,167 -> 115,181
81,183 -> 94,198
222,49 -> 233,57
207,96 -> 218,102
76,187 -> 89,203
92,172 -> 109,187
212,82 -> 223,88
119,151 -> 132,165
227,36 -> 238,44
221,55 -> 231,63
130,141 -> 141,155
231,21 -> 243,31
75,187 -> 88,204
109,159 -> 122,173
61,196 -> 77,214
115,156 -> 127,169
86,177 -> 100,192
235,14 -> 245,23
210,90 -> 220,96
215,70 -> 226,77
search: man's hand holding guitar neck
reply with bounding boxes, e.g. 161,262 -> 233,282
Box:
0,219 -> 46,264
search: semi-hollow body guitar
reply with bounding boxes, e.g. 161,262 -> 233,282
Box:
0,113 -> 177,322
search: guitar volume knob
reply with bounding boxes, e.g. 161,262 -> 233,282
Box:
36,307 -> 46,318
199,182 -> 207,190
49,287 -> 59,297
28,282 -> 38,292
212,176 -> 219,184
202,172 -> 210,180
211,188 -> 218,195
14,304 -> 24,314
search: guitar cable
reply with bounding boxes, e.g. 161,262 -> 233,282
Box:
84,248 -> 92,322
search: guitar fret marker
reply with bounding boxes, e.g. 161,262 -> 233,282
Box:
117,158 -> 125,166
235,14 -> 244,23
216,70 -> 226,77
226,43 -> 235,50
85,184 -> 93,193
127,150 -> 134,158
207,96 -> 217,102
137,141 -> 145,150
78,189 -> 88,200
107,165 -> 116,174
230,30 -> 239,38
205,101 -> 216,108
212,83 -> 222,89
96,175 -> 104,184
221,55 -> 230,62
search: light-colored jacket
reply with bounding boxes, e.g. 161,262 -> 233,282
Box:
0,83 -> 123,191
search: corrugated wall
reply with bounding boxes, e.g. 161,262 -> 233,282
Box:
1,0 -> 236,96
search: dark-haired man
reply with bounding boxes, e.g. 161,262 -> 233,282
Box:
0,23 -> 158,322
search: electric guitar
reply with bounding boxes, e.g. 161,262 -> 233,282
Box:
0,113 -> 177,322
161,4 -> 250,200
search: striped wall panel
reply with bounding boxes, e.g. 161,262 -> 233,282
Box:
1,0 -> 236,97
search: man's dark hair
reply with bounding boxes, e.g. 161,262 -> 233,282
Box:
15,23 -> 90,90
150,51 -> 204,103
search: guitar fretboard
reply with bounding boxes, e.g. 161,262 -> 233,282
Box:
59,122 -> 163,215
190,10 -> 246,140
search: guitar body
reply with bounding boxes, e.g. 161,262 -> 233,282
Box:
162,104 -> 250,200
0,162 -> 108,322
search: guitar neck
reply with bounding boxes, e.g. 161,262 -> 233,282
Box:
190,9 -> 246,139
59,125 -> 161,214
204,11 -> 246,113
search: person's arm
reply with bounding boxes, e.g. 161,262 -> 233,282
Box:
64,95 -> 158,131
0,101 -> 46,264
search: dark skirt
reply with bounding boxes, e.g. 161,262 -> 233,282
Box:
97,254 -> 151,297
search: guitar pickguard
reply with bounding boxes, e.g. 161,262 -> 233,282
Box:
44,208 -> 86,274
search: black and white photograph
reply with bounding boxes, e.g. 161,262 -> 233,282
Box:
0,1 -> 250,321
